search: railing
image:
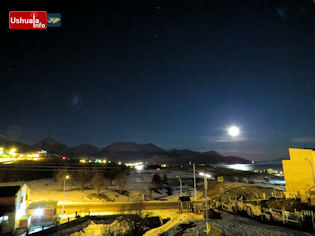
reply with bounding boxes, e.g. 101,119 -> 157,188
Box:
193,197 -> 315,231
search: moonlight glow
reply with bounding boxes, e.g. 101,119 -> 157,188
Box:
228,126 -> 240,137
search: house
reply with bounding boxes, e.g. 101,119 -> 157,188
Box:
0,184 -> 30,234
282,148 -> 315,202
27,200 -> 57,224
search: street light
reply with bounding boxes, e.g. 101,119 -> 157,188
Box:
199,172 -> 211,233
62,175 -> 70,216
305,158 -> 315,188
176,176 -> 182,197
193,164 -> 197,201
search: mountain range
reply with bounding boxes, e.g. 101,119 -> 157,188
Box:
0,136 -> 251,164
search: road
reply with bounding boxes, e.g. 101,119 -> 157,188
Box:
57,200 -> 203,215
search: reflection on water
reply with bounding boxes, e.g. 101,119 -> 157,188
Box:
215,161 -> 283,172
269,179 -> 285,185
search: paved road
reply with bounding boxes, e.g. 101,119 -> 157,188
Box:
57,201 -> 203,215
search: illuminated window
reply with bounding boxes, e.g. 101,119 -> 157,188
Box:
3,215 -> 8,221
34,208 -> 43,216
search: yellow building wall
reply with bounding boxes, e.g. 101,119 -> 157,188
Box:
283,148 -> 315,194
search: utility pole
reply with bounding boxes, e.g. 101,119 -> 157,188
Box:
305,158 -> 315,185
193,164 -> 197,201
176,176 -> 182,197
62,175 -> 70,216
200,172 -> 211,233
204,174 -> 210,233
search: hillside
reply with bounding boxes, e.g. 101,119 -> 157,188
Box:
0,135 -> 35,152
0,135 -> 251,164
34,138 -> 69,155
102,142 -> 165,153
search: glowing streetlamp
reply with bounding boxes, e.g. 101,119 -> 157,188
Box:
62,175 -> 70,216
228,126 -> 240,137
199,172 -> 211,233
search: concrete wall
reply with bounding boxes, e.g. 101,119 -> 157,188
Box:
1,212 -> 15,234
0,196 -> 15,205
283,148 -> 315,196
15,184 -> 30,228
27,208 -> 56,223
0,184 -> 30,233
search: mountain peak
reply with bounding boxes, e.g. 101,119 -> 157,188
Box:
35,137 -> 68,155
36,137 -> 59,145
202,150 -> 223,157
104,141 -> 165,153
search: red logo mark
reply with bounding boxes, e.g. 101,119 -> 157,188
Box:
9,11 -> 47,29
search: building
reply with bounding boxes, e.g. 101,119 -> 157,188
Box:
0,184 -> 30,234
282,148 -> 315,201
27,200 -> 57,224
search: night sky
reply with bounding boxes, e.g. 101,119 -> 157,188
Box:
1,0 -> 315,160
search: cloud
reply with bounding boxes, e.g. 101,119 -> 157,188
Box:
215,149 -> 267,155
275,7 -> 287,19
205,135 -> 247,143
291,137 -> 315,143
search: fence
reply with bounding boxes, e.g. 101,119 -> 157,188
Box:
202,197 -> 315,231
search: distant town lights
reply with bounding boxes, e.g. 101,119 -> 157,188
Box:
199,172 -> 211,178
228,126 -> 240,137
135,164 -> 144,171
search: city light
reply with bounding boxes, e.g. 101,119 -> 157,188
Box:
34,208 -> 43,217
65,175 -> 70,179
135,164 -> 144,171
199,172 -> 211,178
9,148 -> 17,153
125,161 -> 145,171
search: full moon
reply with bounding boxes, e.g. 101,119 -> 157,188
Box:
228,126 -> 240,137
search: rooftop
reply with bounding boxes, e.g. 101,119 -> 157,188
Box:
0,205 -> 15,216
28,200 -> 57,209
0,186 -> 20,197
